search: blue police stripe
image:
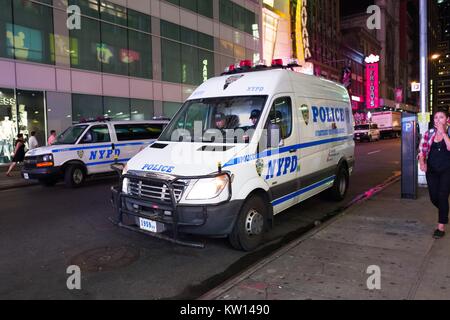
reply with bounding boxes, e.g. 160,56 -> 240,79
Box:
272,175 -> 336,206
86,158 -> 131,167
223,135 -> 353,168
52,142 -> 147,153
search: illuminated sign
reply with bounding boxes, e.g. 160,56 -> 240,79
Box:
96,44 -> 114,64
293,0 -> 311,63
120,49 -> 140,64
0,97 -> 16,106
365,55 -> 379,109
202,59 -> 208,82
411,82 -> 421,92
6,23 -> 43,62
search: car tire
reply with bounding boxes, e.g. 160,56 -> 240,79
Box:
39,179 -> 57,187
229,195 -> 267,251
64,165 -> 85,188
328,165 -> 349,201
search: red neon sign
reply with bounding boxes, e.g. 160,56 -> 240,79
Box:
365,55 -> 379,109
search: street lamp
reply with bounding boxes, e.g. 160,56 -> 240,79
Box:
431,53 -> 441,60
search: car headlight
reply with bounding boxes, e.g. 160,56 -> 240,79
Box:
36,154 -> 54,168
186,175 -> 229,200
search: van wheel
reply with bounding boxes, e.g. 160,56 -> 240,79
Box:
328,165 -> 349,201
229,196 -> 267,251
64,165 -> 85,188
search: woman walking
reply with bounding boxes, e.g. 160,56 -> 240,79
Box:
6,133 -> 26,177
419,109 -> 450,239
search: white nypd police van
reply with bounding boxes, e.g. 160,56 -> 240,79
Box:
112,60 -> 355,251
22,120 -> 168,188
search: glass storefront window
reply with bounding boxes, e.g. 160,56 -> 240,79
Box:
104,96 -> 130,121
0,88 -> 16,164
100,22 -> 129,76
163,102 -> 182,119
0,88 -> 47,164
130,99 -> 154,121
72,94 -> 103,123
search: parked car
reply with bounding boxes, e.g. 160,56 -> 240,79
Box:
21,119 -> 169,188
354,124 -> 381,142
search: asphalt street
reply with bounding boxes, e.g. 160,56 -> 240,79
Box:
0,139 -> 401,300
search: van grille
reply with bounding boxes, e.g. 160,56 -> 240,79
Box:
128,178 -> 187,203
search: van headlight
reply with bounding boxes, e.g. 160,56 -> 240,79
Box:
122,164 -> 129,194
186,175 -> 229,200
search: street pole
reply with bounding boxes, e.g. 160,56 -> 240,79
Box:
419,0 -> 428,118
418,0 -> 428,187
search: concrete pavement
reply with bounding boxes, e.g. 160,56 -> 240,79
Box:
0,164 -> 37,191
202,182 -> 450,300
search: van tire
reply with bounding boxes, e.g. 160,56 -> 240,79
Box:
229,195 -> 267,251
329,165 -> 349,201
64,165 -> 85,188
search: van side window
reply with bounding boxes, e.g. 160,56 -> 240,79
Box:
80,125 -> 111,144
267,97 -> 293,140
114,124 -> 164,141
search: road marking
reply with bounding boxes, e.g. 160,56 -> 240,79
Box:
368,150 -> 381,155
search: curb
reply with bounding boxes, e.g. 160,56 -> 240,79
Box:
0,182 -> 39,192
199,173 -> 402,300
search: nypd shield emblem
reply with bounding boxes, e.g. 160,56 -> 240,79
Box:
77,150 -> 84,159
224,75 -> 244,90
300,104 -> 310,125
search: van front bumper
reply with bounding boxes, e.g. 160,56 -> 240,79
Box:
110,171 -> 239,248
21,167 -> 61,180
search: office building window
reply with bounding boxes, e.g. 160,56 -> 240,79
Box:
100,22 -> 128,76
219,0 -> 256,35
67,0 -> 152,79
161,20 -> 214,85
2,0 -> 54,64
165,0 -> 213,18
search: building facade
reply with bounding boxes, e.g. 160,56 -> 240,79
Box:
0,0 -> 263,164
436,0 -> 450,112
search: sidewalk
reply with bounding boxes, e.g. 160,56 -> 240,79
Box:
202,182 -> 450,300
0,165 -> 38,191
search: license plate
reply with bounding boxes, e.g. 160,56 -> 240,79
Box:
23,173 -> 29,180
139,218 -> 165,233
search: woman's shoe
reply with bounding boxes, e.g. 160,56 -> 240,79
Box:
5,173 -> 12,177
433,229 -> 446,239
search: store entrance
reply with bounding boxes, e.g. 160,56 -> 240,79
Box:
0,89 -> 46,164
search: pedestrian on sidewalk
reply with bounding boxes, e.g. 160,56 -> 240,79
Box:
47,130 -> 57,146
419,109 -> 450,239
6,134 -> 26,177
28,131 -> 39,150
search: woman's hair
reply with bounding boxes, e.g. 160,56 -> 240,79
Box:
17,133 -> 23,139
434,108 -> 449,118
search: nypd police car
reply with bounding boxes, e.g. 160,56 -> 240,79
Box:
112,59 -> 355,251
22,120 -> 168,188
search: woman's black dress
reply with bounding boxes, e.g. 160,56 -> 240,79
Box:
12,140 -> 25,163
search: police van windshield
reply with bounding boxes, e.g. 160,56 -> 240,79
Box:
159,96 -> 268,143
54,125 -> 88,145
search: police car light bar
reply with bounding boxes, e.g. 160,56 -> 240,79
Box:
221,58 -> 301,76
272,59 -> 284,67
